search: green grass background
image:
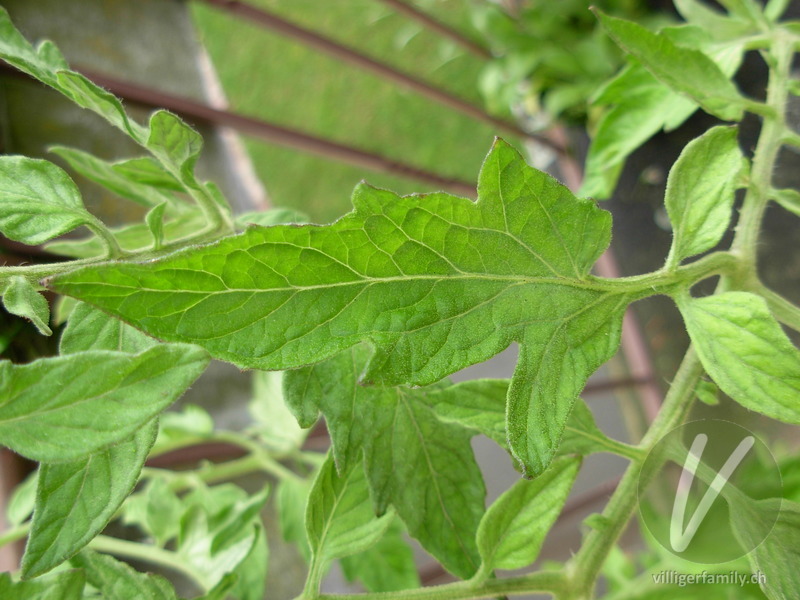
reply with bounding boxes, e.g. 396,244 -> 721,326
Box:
191,0 -> 520,223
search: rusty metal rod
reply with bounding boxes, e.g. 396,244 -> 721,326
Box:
191,0 -> 564,152
376,0 -> 492,59
0,63 -> 477,197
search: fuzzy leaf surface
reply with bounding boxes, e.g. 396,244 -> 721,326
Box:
0,345 -> 208,462
476,455 -> 580,572
679,292 -> 800,424
49,140 -> 627,475
50,146 -> 176,208
71,550 -> 176,600
595,12 -> 745,121
2,276 -> 52,336
286,346 -> 486,578
665,126 -> 742,264
306,453 -> 393,572
0,570 -> 85,600
340,517 -> 420,593
0,157 -> 92,245
22,422 -> 157,578
730,497 -> 800,600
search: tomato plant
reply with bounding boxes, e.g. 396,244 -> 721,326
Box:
1,1 -> 799,599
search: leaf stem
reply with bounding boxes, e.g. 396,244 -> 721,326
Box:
563,26 -> 795,600
730,32 -> 792,281
83,217 -> 125,259
565,348 -> 704,599
0,521 -> 30,548
88,534 -> 208,590
749,282 -> 800,332
312,570 -> 567,600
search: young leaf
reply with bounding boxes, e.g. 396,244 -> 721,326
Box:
2,276 -> 52,336
59,302 -> 155,354
45,212 -> 206,259
71,550 -> 177,600
249,370 -> 307,453
730,497 -> 800,600
121,477 -> 184,547
146,202 -> 167,250
0,570 -> 85,600
476,456 -> 580,575
111,157 -> 184,192
665,126 -> 742,265
235,207 -> 309,229
0,344 -> 209,462
50,146 -> 177,208
22,421 -> 158,578
0,9 -> 146,143
146,111 -> 203,182
6,470 -> 37,526
674,0 -> 756,40
594,12 -> 745,121
306,453 -> 393,575
49,139 -> 628,476
54,71 -> 147,143
285,347 -> 486,578
678,292 -> 800,424
276,476 -> 312,561
340,516 -> 420,593
772,188 -> 800,217
0,156 -> 92,245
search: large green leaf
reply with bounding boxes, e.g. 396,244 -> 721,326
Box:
0,157 -> 93,245
49,140 -> 627,476
22,422 -> 157,578
71,550 -> 177,600
286,347 -> 485,578
476,455 -> 580,574
664,127 -> 743,265
0,344 -> 208,462
730,497 -> 800,600
678,292 -> 800,424
595,12 -> 745,121
306,453 -> 393,575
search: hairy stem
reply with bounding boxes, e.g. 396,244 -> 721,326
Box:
562,26 -> 793,600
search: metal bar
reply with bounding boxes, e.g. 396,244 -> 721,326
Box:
192,0 -> 565,152
0,63 -> 477,197
376,0 -> 492,59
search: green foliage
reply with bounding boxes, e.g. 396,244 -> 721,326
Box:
48,139 -> 626,478
664,126 -> 743,266
679,291 -> 800,424
285,347 -> 485,578
0,345 -> 207,462
476,455 -> 580,575
0,3 -> 799,600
